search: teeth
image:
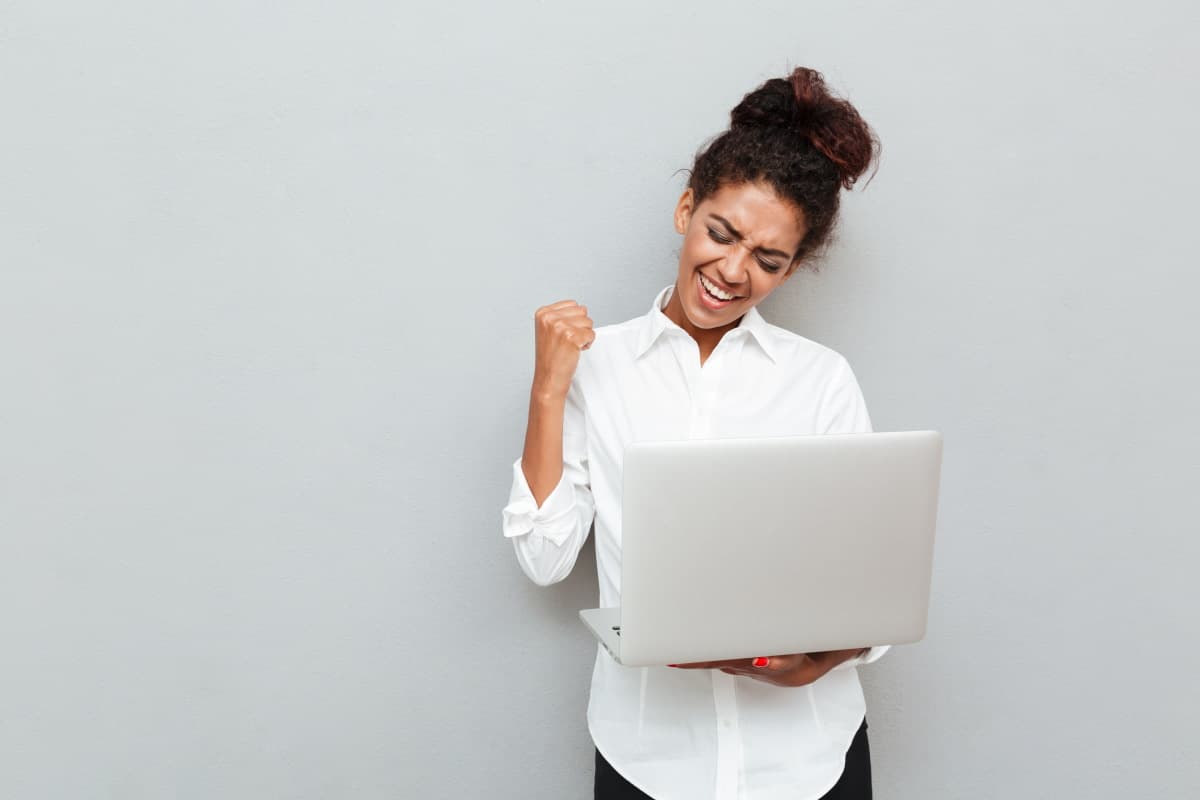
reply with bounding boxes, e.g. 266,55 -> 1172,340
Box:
700,273 -> 735,301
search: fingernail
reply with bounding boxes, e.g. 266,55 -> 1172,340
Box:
752,657 -> 769,668
667,664 -> 679,668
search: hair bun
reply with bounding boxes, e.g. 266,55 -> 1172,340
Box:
729,67 -> 878,190
729,75 -> 820,134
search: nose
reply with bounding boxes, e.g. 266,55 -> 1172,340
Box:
717,243 -> 752,287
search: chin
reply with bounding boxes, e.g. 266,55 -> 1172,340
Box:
690,307 -> 729,329
681,302 -> 734,331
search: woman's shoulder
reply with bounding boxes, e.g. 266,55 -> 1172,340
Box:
570,313 -> 646,389
585,309 -> 649,352
756,318 -> 855,375
593,314 -> 645,340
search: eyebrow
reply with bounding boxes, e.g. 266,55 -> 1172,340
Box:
707,215 -> 794,261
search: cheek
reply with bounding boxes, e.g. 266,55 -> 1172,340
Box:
681,234 -> 719,265
744,272 -> 779,300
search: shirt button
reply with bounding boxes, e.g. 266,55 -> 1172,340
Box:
721,719 -> 732,729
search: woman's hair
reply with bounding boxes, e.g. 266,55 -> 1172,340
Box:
687,67 -> 880,266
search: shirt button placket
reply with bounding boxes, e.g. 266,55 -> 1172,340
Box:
701,347 -> 740,798
712,670 -> 741,799
681,341 -> 709,439
691,349 -> 723,439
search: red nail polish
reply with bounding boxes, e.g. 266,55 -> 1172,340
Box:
667,664 -> 679,668
752,657 -> 769,668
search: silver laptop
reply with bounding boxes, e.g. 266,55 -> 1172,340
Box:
580,430 -> 943,667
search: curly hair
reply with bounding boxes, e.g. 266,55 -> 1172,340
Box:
687,67 -> 880,266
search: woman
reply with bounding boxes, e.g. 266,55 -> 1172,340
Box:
502,67 -> 887,800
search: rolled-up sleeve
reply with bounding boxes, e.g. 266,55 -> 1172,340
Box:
832,644 -> 892,670
501,380 -> 595,586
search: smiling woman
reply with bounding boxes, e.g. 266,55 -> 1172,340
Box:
664,69 -> 878,366
502,67 -> 884,800
665,181 -> 807,363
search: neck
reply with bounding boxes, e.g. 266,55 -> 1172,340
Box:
662,287 -> 742,364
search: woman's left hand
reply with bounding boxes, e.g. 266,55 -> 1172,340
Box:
669,647 -> 868,688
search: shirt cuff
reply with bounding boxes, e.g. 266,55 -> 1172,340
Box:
836,644 -> 891,670
501,458 -> 578,548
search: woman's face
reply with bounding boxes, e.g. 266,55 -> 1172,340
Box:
664,180 -> 807,339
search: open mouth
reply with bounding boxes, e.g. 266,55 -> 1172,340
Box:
697,272 -> 740,308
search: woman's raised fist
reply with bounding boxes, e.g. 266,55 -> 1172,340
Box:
532,300 -> 595,398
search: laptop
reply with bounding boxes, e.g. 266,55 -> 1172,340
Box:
579,430 -> 943,667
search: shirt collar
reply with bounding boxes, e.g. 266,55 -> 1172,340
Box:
736,302 -> 779,363
636,284 -> 778,363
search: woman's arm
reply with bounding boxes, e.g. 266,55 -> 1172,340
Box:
521,386 -> 569,507
501,301 -> 597,586
519,299 -> 593,501
671,648 -> 869,687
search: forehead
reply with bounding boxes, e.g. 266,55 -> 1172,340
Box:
699,181 -> 807,251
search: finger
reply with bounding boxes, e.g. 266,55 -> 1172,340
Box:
541,311 -> 590,331
670,658 -> 753,670
543,299 -> 580,311
752,655 -> 805,670
772,657 -> 811,671
560,323 -> 595,349
669,661 -> 722,669
758,654 -> 809,671
546,311 -> 589,326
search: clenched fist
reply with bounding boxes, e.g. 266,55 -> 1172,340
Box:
532,300 -> 595,399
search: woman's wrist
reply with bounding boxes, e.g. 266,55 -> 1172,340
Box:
529,380 -> 569,407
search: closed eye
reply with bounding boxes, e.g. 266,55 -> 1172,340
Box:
708,227 -> 782,273
707,227 -> 732,244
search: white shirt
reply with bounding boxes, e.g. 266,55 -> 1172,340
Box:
502,286 -> 890,800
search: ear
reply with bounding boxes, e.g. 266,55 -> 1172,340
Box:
673,188 -> 695,235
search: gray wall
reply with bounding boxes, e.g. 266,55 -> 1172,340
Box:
2,1 -> 1197,797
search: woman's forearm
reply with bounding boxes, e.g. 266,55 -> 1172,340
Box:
521,387 -> 567,507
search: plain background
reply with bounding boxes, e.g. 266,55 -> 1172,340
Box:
2,1 -> 1198,798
